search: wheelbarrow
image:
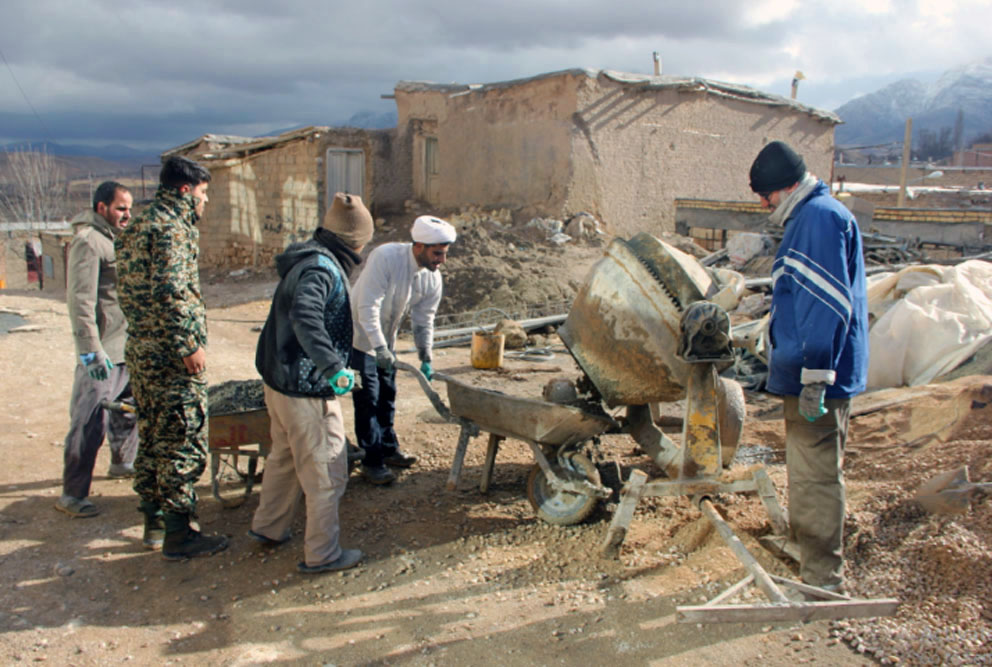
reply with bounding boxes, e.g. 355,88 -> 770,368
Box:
102,394 -> 270,508
396,361 -> 619,525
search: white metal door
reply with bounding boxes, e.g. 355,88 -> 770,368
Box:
326,148 -> 365,201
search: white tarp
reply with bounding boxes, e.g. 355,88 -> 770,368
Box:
866,260 -> 992,389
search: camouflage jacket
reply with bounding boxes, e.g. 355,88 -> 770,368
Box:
114,186 -> 206,358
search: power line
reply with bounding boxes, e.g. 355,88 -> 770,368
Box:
0,45 -> 53,144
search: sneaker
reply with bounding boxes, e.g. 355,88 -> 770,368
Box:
383,449 -> 417,468
108,463 -> 136,478
55,494 -> 99,518
361,464 -> 397,485
162,528 -> 230,561
247,529 -> 290,548
297,549 -> 363,574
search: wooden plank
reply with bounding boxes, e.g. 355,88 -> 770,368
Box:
677,598 -> 900,624
640,479 -> 757,497
601,469 -> 648,558
706,575 -> 754,606
752,466 -> 789,536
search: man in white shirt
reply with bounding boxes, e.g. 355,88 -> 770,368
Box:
350,216 -> 456,485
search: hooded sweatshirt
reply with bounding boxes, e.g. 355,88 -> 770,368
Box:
67,209 -> 127,363
255,230 -> 360,398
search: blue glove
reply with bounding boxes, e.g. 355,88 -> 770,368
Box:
328,368 -> 355,396
420,361 -> 434,381
798,382 -> 827,422
80,350 -> 113,381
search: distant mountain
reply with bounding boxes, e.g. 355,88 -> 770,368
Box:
343,110 -> 397,129
2,140 -> 158,163
835,57 -> 992,148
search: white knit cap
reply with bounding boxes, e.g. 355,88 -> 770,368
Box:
411,215 -> 456,245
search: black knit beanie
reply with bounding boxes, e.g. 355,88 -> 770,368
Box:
749,141 -> 806,194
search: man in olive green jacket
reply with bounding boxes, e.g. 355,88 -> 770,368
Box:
57,181 -> 139,519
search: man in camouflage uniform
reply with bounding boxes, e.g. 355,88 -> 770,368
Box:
115,155 -> 228,560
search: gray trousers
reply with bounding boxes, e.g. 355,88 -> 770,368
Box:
783,395 -> 850,589
62,363 -> 138,498
252,385 -> 348,567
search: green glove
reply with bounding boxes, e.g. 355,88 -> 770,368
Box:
80,350 -> 113,381
374,346 -> 395,372
328,368 -> 355,396
420,361 -> 434,381
798,382 -> 827,422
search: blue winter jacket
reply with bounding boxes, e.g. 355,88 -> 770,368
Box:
766,181 -> 869,398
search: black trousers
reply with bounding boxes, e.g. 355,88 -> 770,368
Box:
350,348 -> 398,466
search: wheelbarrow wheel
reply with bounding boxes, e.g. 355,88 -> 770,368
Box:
526,452 -> 601,526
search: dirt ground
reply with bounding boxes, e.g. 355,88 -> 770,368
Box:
1,257 -> 990,665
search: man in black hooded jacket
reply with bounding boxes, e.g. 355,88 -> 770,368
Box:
250,193 -> 373,574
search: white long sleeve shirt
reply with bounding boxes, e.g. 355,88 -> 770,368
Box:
351,242 -> 443,357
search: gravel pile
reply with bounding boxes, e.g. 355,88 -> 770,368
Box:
839,433 -> 992,665
208,379 -> 265,414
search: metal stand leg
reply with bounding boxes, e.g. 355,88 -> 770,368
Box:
480,434 -> 502,493
446,422 -> 474,491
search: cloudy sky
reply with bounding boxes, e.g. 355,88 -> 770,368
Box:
1,0 -> 990,152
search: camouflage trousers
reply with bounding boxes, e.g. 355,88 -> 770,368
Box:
125,341 -> 208,517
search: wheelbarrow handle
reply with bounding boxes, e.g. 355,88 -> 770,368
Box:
101,399 -> 137,414
393,360 -> 456,423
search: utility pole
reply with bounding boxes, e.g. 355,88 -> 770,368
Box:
790,71 -> 805,99
897,118 -> 913,208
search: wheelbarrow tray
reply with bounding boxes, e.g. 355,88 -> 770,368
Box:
208,407 -> 271,508
442,375 -> 613,447
209,408 -> 271,454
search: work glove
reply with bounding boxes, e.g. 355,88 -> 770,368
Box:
798,382 -> 827,422
420,361 -> 434,381
80,350 -> 113,381
374,346 -> 395,372
328,368 -> 356,396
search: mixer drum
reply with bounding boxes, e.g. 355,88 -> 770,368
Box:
559,233 -> 721,406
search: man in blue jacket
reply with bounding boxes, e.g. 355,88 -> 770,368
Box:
250,193 -> 372,574
749,141 -> 869,593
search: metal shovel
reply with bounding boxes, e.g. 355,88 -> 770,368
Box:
915,465 -> 992,514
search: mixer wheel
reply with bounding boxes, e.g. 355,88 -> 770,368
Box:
526,452 -> 601,526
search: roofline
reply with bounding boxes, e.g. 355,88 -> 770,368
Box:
395,68 -> 841,124
161,126 -> 332,160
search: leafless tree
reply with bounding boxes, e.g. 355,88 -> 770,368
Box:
0,147 -> 68,222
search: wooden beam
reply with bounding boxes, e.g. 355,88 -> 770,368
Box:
677,598 -> 900,624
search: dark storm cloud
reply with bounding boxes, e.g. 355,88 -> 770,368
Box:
1,0 -> 989,150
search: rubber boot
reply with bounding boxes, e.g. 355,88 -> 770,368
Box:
139,501 -> 165,550
161,512 -> 229,561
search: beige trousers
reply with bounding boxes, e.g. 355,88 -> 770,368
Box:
252,384 -> 348,567
783,395 -> 850,589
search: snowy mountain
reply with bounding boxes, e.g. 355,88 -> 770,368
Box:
835,57 -> 992,148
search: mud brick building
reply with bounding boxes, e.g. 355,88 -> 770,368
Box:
165,68 -> 839,269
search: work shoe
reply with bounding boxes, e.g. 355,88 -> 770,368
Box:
142,514 -> 165,550
383,449 -> 417,468
162,527 -> 229,561
297,548 -> 363,574
247,529 -> 290,548
108,463 -> 136,478
361,464 -> 397,485
55,494 -> 99,518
